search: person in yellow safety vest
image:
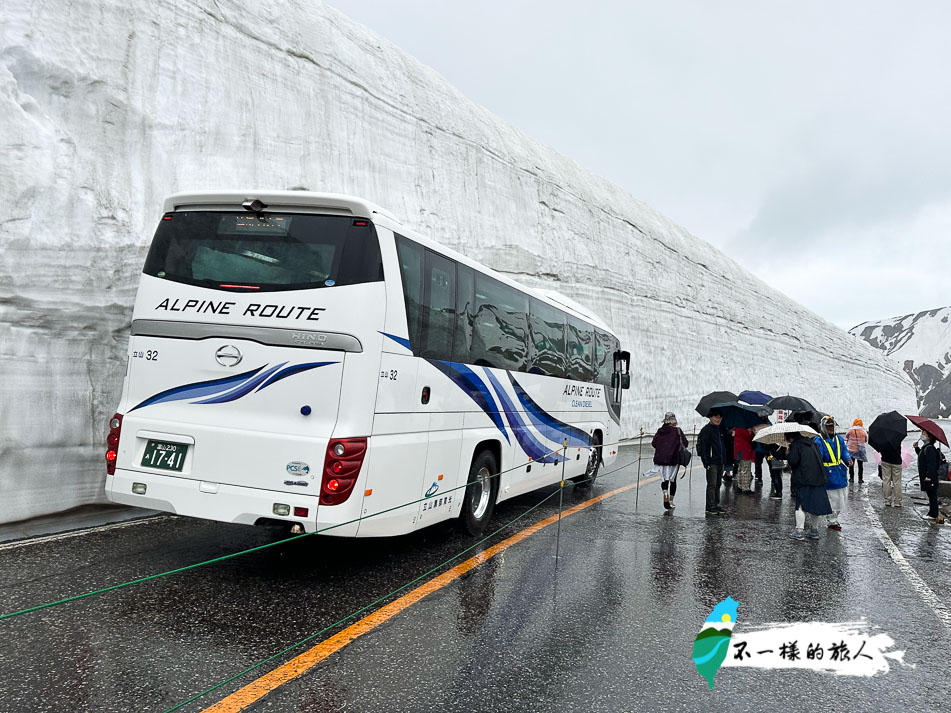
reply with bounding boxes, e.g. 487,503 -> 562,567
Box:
813,416 -> 852,531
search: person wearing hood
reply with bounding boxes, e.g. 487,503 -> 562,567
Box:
649,412 -> 689,510
914,431 -> 945,523
846,418 -> 868,483
787,432 -> 832,539
814,416 -> 852,531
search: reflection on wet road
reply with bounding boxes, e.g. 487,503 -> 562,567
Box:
0,443 -> 948,712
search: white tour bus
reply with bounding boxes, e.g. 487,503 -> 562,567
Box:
106,191 -> 631,537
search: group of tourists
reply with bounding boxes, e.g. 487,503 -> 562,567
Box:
648,409 -> 947,537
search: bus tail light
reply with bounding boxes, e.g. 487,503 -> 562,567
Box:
321,438 -> 367,505
106,413 -> 123,475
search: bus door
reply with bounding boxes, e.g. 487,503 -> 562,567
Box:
416,251 -> 463,526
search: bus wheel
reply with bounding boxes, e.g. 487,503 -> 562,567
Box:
573,434 -> 602,489
461,450 -> 498,536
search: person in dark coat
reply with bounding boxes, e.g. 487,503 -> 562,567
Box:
914,432 -> 944,522
649,412 -> 689,510
786,432 -> 832,540
697,410 -> 727,516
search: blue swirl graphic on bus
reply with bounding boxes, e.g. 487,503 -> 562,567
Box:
509,375 -> 591,449
426,360 -> 510,443
193,363 -> 289,404
379,331 -> 412,350
483,369 -> 564,464
130,362 -> 337,411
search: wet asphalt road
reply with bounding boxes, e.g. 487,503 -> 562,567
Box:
0,444 -> 949,713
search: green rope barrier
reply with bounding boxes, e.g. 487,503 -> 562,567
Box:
1,439 -> 630,623
163,453 -> 644,713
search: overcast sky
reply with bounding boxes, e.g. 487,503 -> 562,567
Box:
327,1 -> 950,330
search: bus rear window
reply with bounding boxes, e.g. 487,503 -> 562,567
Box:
143,212 -> 383,292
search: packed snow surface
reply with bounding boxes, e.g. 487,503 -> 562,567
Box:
852,307 -> 951,418
0,0 -> 916,524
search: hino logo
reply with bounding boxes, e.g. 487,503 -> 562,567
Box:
215,344 -> 243,367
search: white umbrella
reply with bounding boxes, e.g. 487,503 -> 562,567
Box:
753,422 -> 819,446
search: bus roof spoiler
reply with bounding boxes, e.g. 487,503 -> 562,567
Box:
162,191 -> 402,223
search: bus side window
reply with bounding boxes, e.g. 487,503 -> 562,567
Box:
567,317 -> 595,382
595,329 -> 614,390
419,251 -> 456,361
454,264 -> 474,364
528,298 -> 567,378
395,235 -> 423,352
472,275 -> 529,371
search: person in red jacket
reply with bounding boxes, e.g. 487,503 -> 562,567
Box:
733,426 -> 756,493
650,412 -> 688,510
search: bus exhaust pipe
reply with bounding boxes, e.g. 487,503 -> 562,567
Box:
290,523 -> 304,535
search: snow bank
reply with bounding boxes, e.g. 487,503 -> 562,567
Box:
0,0 -> 916,524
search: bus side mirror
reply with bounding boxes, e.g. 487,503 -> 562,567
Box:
611,373 -> 619,389
621,373 -> 631,390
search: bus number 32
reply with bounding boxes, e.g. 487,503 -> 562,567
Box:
380,369 -> 397,380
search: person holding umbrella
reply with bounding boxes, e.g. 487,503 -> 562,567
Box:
868,411 -> 908,508
697,409 -> 728,516
914,429 -> 946,523
765,441 -> 787,499
814,416 -> 852,531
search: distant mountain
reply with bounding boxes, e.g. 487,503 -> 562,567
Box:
851,307 -> 951,418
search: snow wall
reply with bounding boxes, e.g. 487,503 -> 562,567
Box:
0,0 -> 916,524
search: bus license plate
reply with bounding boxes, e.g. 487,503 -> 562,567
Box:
141,440 -> 188,472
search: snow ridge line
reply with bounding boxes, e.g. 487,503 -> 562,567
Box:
861,489 -> 951,630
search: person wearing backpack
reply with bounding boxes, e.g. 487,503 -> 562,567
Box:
649,412 -> 689,510
915,432 -> 946,523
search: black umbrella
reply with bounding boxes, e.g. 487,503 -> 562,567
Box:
712,401 -> 773,430
767,395 -> 816,413
868,411 -> 907,452
696,391 -> 738,418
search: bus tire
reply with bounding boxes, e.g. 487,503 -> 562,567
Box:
573,433 -> 602,489
460,449 -> 498,536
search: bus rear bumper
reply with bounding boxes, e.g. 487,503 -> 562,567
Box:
106,469 -> 325,533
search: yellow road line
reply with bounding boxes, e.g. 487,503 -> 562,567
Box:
201,474 -> 663,713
